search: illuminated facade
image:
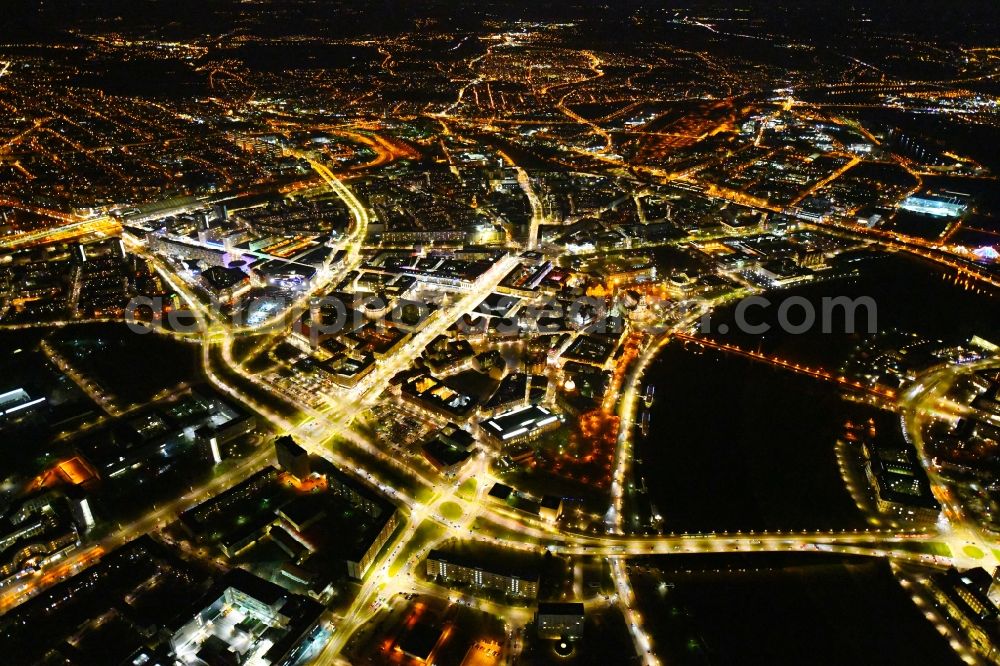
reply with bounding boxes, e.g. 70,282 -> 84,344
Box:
898,192 -> 969,218
426,549 -> 539,599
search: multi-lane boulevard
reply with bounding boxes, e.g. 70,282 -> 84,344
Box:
6,150 -> 998,665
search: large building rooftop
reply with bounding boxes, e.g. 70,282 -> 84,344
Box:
481,404 -> 561,443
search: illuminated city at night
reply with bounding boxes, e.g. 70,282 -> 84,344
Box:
1,1 -> 1000,664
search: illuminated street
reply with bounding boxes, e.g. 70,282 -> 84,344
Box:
0,3 -> 999,665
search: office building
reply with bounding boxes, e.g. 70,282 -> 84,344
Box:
931,568 -> 1000,662
480,404 -> 561,445
170,568 -> 324,666
195,410 -> 257,465
275,435 -> 311,480
536,602 -> 585,640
